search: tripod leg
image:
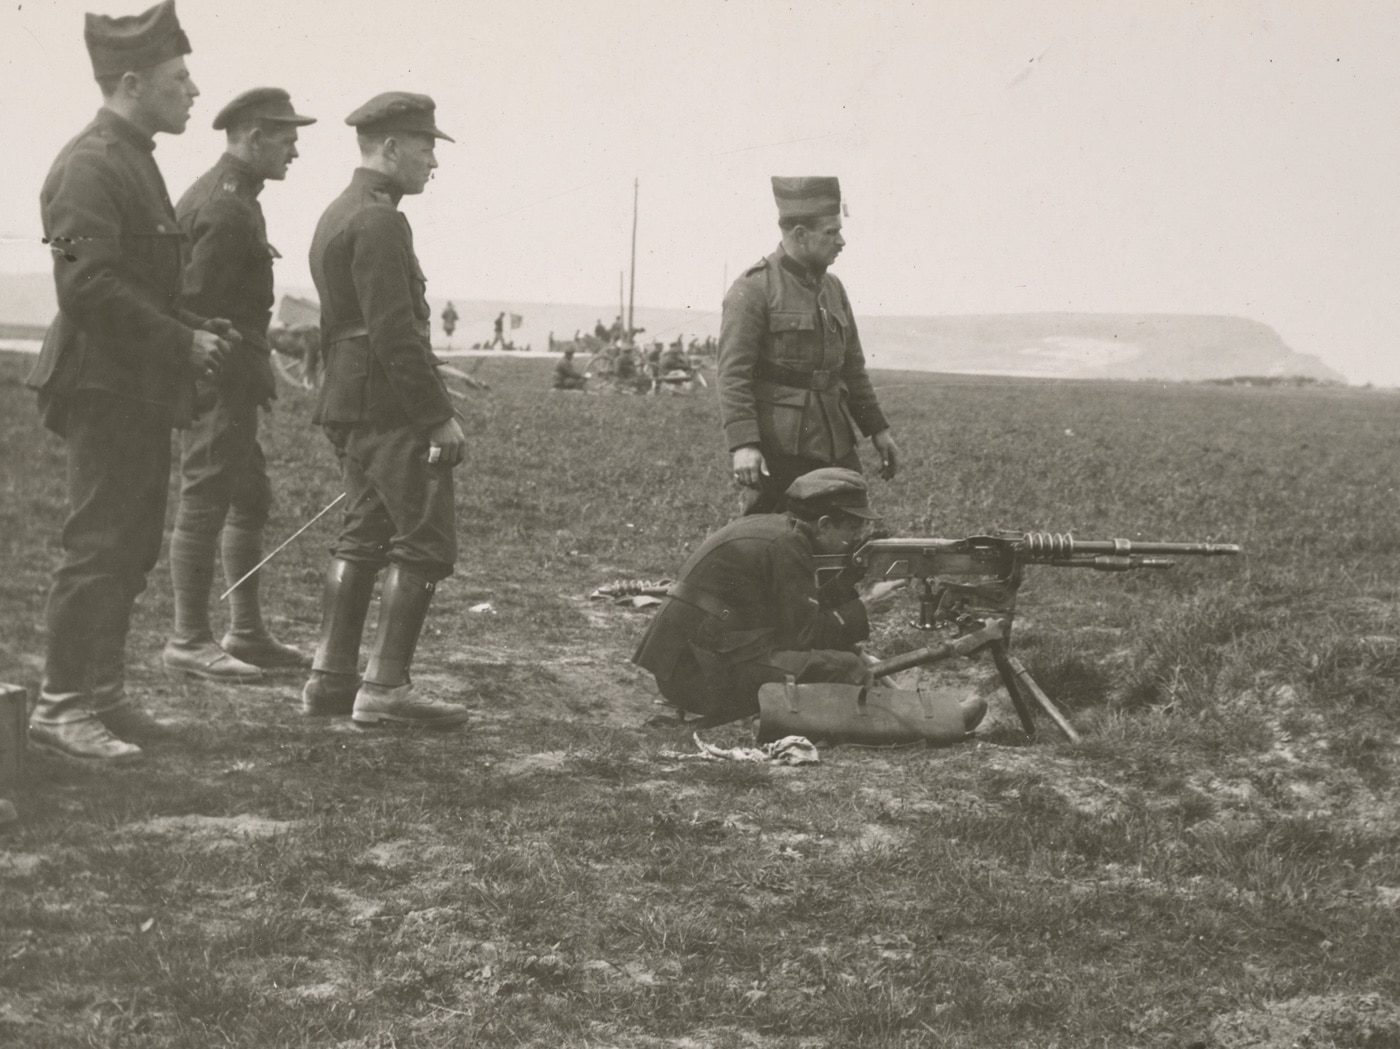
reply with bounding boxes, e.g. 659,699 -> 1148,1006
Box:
990,641 -> 1038,739
1003,651 -> 1082,744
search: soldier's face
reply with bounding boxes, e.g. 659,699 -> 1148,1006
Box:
132,57 -> 199,135
254,126 -> 301,181
795,217 -> 845,269
813,513 -> 866,556
389,134 -> 439,195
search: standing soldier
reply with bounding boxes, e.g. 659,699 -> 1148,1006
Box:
26,0 -> 234,761
299,93 -> 469,728
718,177 -> 900,514
163,88 -> 317,681
441,301 -> 458,344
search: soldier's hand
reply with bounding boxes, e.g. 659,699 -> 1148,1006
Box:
426,417 -> 466,468
189,329 -> 230,382
732,445 -> 768,488
860,578 -> 906,616
203,318 -> 243,350
872,429 -> 900,480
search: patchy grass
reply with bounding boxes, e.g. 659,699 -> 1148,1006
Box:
2,352 -> 1399,1048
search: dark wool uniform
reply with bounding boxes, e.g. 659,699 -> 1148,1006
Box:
311,167 -> 457,579
631,513 -> 871,722
718,243 -> 889,513
175,153 -> 279,520
300,91 -> 468,728
27,107 -> 204,723
162,90 -> 313,677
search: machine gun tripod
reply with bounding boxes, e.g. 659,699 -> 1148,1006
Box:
815,532 -> 1242,742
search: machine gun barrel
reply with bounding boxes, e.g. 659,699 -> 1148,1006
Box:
1016,533 -> 1241,560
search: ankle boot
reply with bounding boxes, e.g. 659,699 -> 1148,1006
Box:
89,577 -> 173,743
301,558 -> 379,716
352,565 -> 467,729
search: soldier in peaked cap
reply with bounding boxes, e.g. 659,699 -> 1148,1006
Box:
25,1 -> 239,763
718,176 -> 900,515
300,92 -> 470,729
162,89 -> 317,685
632,469 -> 905,725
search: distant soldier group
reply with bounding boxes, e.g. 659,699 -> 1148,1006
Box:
15,0 -> 899,782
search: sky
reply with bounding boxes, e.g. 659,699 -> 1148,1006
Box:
1,0 -> 1396,383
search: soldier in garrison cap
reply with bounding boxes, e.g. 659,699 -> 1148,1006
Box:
718,177 -> 900,514
25,0 -> 239,763
300,92 -> 470,729
162,89 -> 317,684
632,468 -> 905,725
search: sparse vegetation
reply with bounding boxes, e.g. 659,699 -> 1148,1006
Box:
1,353 -> 1397,1048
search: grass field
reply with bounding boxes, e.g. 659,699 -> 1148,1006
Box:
1,350 -> 1398,1048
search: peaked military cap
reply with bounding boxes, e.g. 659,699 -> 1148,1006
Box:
85,0 -> 191,79
345,92 -> 454,142
771,176 -> 842,221
786,468 -> 880,520
213,87 -> 316,131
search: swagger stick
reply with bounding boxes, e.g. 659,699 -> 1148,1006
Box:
219,492 -> 346,599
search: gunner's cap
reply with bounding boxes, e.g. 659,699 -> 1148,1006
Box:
785,468 -> 880,520
345,92 -> 454,142
85,0 -> 191,79
213,88 -> 316,131
771,176 -> 842,221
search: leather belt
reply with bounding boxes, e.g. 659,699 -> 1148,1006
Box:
666,580 -> 733,620
326,325 -> 369,345
756,361 -> 840,392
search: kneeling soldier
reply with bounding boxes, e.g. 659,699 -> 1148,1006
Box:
632,468 -> 902,724
300,93 -> 468,728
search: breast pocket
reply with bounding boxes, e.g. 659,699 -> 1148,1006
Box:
123,228 -> 187,302
410,259 -> 431,323
768,310 -> 819,368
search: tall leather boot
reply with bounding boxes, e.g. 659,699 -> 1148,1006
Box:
300,558 -> 379,716
352,565 -> 468,729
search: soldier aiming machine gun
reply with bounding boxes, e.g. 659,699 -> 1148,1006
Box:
814,532 -> 1241,743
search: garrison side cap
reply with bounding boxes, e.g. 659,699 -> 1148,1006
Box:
771,176 -> 841,220
213,87 -> 317,131
85,0 -> 191,79
785,467 -> 880,520
345,92 -> 454,142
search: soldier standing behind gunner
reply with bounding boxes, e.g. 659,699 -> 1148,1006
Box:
299,93 -> 469,728
163,88 -> 317,682
25,1 -> 235,762
718,177 -> 900,514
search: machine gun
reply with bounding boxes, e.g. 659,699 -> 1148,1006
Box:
813,532 -> 1241,742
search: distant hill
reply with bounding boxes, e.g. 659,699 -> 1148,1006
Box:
0,271 -> 1343,384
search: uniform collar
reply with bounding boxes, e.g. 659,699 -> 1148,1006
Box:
95,106 -> 156,153
775,242 -> 825,284
786,514 -> 818,544
215,152 -> 264,199
351,166 -> 404,205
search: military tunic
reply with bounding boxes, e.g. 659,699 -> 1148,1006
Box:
174,152 -> 279,522
27,107 -> 205,719
309,168 -> 457,578
717,244 -> 889,512
632,514 -> 871,721
29,108 -> 202,429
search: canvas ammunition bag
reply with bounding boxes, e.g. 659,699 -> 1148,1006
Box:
757,679 -> 978,747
